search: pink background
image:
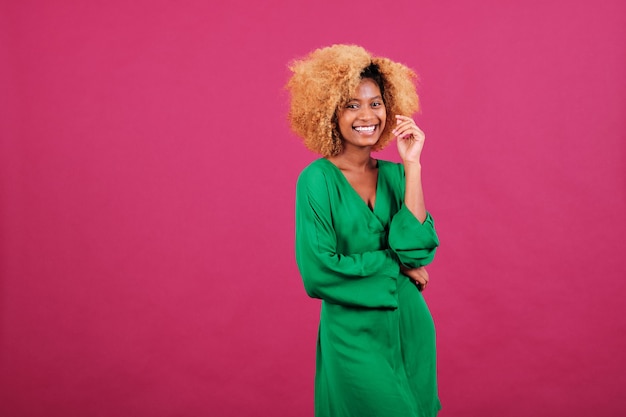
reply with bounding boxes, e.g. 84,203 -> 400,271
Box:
1,1 -> 625,416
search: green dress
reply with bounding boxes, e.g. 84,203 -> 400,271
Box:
295,158 -> 441,417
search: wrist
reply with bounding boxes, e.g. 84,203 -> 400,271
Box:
403,161 -> 422,173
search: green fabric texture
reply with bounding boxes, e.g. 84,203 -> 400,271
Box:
295,158 -> 441,417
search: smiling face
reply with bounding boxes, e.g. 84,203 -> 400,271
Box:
336,78 -> 386,152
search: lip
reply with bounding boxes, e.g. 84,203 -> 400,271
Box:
353,124 -> 378,135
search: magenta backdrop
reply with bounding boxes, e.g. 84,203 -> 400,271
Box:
1,1 -> 625,416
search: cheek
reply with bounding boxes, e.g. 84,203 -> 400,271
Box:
379,111 -> 387,128
337,118 -> 348,132
338,114 -> 353,131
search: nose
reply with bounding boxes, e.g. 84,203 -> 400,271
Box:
358,106 -> 376,121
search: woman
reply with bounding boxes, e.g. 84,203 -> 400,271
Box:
287,44 -> 441,417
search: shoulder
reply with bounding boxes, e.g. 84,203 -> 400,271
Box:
299,158 -> 330,176
298,158 -> 335,182
296,159 -> 335,193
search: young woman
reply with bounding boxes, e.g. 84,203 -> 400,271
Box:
287,44 -> 441,417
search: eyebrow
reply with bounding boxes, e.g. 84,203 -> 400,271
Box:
347,95 -> 383,101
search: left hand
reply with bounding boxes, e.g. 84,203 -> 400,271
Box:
393,115 -> 426,165
400,265 -> 430,291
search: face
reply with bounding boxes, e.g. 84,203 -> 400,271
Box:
336,78 -> 386,151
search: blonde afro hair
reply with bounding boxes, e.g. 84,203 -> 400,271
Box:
286,44 -> 419,157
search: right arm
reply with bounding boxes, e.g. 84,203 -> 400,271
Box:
295,167 -> 400,309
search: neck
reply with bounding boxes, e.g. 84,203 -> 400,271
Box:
328,147 -> 375,172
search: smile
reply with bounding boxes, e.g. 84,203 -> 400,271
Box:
353,125 -> 377,132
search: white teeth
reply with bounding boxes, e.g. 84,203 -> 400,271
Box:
354,126 -> 376,132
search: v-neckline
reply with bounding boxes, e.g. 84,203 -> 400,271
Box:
323,158 -> 383,214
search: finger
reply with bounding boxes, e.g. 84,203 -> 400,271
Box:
393,122 -> 422,137
395,129 -> 421,141
395,115 -> 415,123
414,280 -> 427,292
395,116 -> 414,124
395,117 -> 423,132
393,128 -> 416,139
412,269 -> 428,286
395,118 -> 423,133
392,124 -> 419,138
396,125 -> 424,140
394,120 -> 416,132
412,275 -> 427,285
419,274 -> 428,288
419,267 -> 429,282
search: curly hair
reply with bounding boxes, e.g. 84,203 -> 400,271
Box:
286,44 -> 419,157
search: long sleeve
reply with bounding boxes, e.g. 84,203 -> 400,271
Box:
388,205 -> 439,268
295,166 -> 400,309
383,161 -> 440,268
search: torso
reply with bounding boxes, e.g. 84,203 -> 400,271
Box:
328,158 -> 379,210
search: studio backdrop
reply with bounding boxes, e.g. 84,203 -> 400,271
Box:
1,1 -> 625,416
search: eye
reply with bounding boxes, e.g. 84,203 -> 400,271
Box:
372,101 -> 383,108
346,103 -> 359,109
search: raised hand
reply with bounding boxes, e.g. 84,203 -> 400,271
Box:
393,115 -> 425,165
